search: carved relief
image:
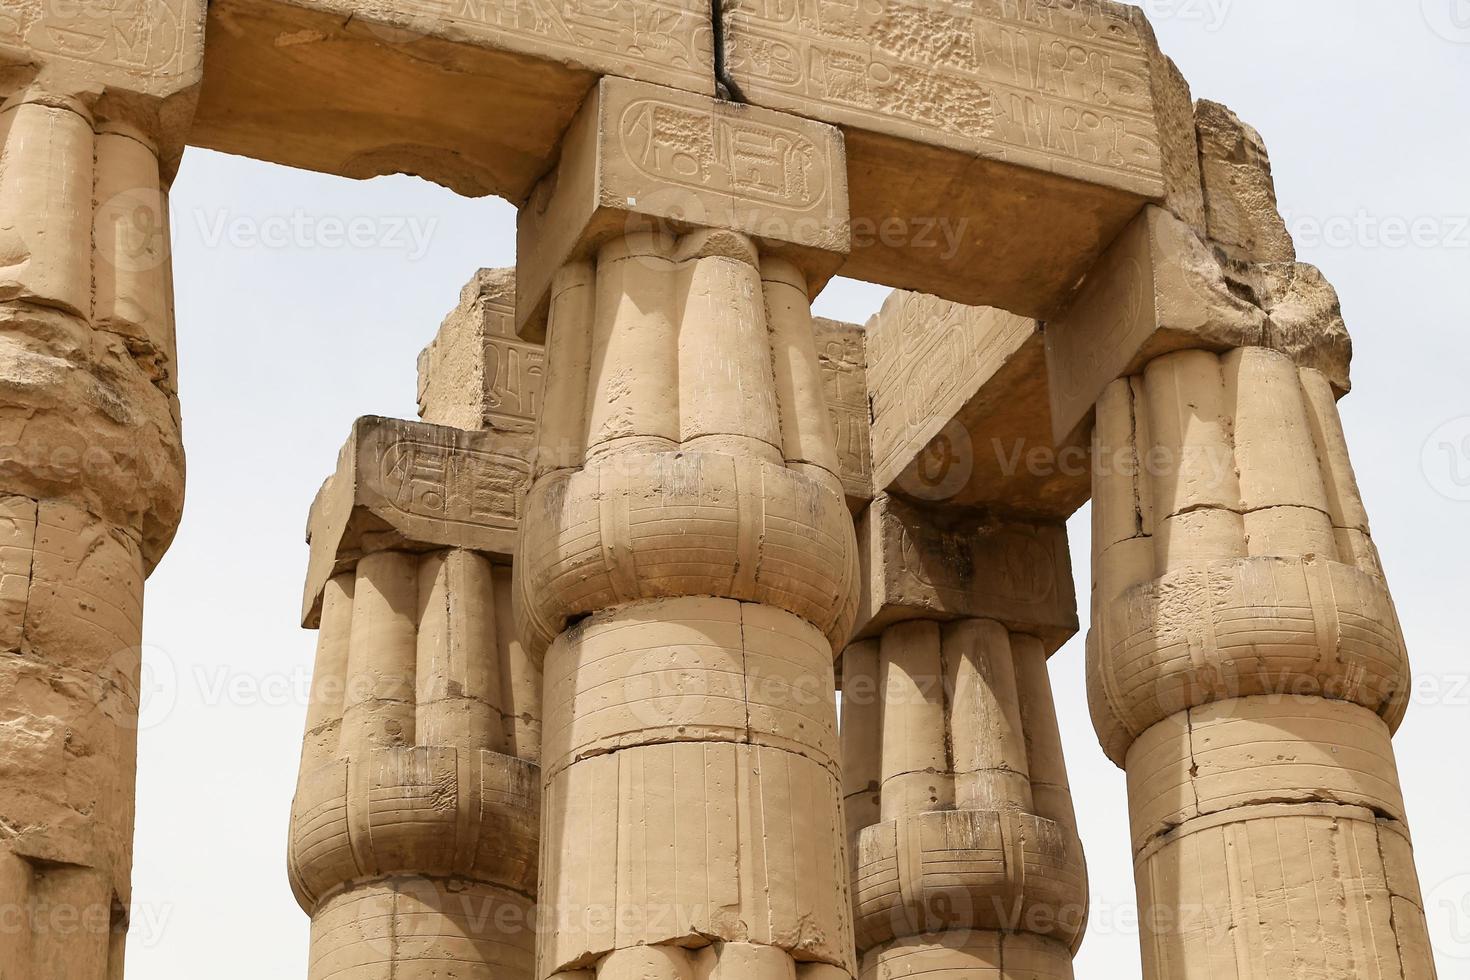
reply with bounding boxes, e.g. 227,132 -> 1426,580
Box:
725,0 -> 1161,185
867,289 -> 1035,489
389,0 -> 711,78
379,436 -> 527,535
482,289 -> 544,430
814,317 -> 871,507
0,0 -> 203,91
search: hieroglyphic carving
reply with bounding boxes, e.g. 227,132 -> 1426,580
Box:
866,289 -> 1035,494
724,0 -> 1161,190
382,0 -> 710,82
301,416 -> 532,626
618,97 -> 831,211
482,287 -> 544,431
813,317 -> 871,508
0,0 -> 204,94
378,435 -> 528,536
516,76 -> 849,338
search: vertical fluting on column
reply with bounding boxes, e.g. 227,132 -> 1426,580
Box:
516,228 -> 859,980
844,615 -> 1087,980
0,77 -> 189,977
1087,347 -> 1437,979
289,545 -> 540,980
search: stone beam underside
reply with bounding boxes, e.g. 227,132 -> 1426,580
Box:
187,0 -> 1179,318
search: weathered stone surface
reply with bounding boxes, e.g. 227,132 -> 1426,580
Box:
724,0 -> 1166,317
0,1 -> 205,156
855,493 -> 1077,651
1145,41 -> 1206,235
1045,205 -> 1268,442
0,28 -> 195,973
418,268 -> 544,433
813,316 -> 871,512
291,546 -> 543,979
302,415 -> 532,626
191,0 -> 713,199
516,76 -> 851,339
1195,99 -> 1296,264
867,289 -> 1088,517
1084,339 -> 1434,977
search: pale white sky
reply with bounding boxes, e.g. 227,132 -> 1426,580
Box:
128,2 -> 1469,975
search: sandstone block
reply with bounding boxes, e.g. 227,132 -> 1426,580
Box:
1087,348 -> 1408,763
1045,205 -> 1268,442
540,598 -> 839,781
288,745 -> 540,908
302,416 -> 532,626
867,289 -> 1087,516
516,76 -> 851,339
813,316 -> 872,512
853,808 -> 1087,953
1195,100 -> 1295,264
1133,802 -> 1431,980
855,494 -> 1077,652
515,450 -> 859,658
191,0 -> 712,199
723,0 -> 1167,318
0,1 -> 205,155
538,741 -> 855,975
417,267 -> 544,433
1124,696 -> 1408,856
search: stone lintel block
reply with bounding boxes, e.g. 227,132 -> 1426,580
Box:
417,268 -> 545,433
302,416 -> 531,627
855,494 -> 1077,654
867,290 -> 1088,518
724,0 -> 1167,318
813,316 -> 871,513
516,75 -> 851,341
1045,205 -> 1268,442
190,0 -> 713,200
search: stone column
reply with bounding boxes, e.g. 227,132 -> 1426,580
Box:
1048,194 -> 1437,975
287,415 -> 541,979
842,498 -> 1087,979
512,77 -> 858,980
0,6 -> 204,976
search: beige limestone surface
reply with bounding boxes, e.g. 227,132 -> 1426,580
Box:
0,14 -> 200,974
867,289 -> 1088,517
722,0 -> 1169,317
1066,100 -> 1436,979
190,0 -> 713,200
418,268 -> 544,434
290,284 -> 544,978
515,75 -> 851,340
513,81 -> 861,980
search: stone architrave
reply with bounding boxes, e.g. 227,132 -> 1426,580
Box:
866,290 -> 1089,517
0,3 -> 204,975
